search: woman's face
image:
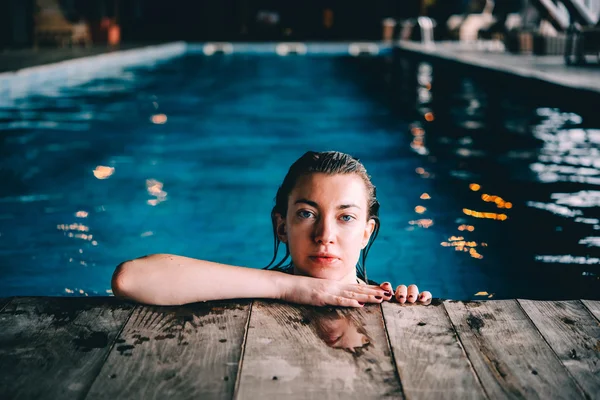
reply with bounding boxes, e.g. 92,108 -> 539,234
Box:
276,173 -> 376,283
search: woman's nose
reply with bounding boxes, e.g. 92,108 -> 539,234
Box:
314,218 -> 335,244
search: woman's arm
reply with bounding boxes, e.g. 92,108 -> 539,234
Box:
111,254 -> 287,305
111,254 -> 392,306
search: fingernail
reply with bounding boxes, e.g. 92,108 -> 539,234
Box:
398,295 -> 405,299
384,291 -> 391,296
408,295 -> 414,299
375,296 -> 382,300
358,302 -> 364,306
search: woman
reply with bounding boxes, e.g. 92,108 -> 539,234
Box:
112,151 -> 432,307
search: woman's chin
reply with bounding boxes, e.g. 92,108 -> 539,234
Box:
295,263 -> 354,282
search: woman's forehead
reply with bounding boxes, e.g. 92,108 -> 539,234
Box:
289,173 -> 368,206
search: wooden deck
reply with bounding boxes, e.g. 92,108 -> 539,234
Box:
0,297 -> 599,399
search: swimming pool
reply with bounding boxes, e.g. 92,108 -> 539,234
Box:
0,43 -> 598,300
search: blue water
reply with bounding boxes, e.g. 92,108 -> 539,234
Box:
0,51 -> 598,300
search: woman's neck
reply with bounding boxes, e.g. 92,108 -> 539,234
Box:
292,264 -> 358,284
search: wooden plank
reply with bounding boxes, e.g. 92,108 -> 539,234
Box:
518,300 -> 600,398
581,300 -> 600,321
444,300 -> 586,399
0,296 -> 134,400
85,300 -> 251,400
0,298 -> 10,311
236,301 -> 402,399
382,301 -> 486,400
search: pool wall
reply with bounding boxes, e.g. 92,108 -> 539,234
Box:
0,41 -> 393,108
0,42 -> 187,107
186,42 -> 392,56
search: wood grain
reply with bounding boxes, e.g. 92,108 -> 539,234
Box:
444,300 -> 585,399
85,300 -> 251,400
0,298 -> 10,311
581,300 -> 600,322
236,301 -> 402,399
518,300 -> 600,398
0,296 -> 134,400
382,301 -> 486,399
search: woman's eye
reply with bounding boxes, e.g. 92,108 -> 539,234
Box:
340,215 -> 355,222
298,210 -> 314,219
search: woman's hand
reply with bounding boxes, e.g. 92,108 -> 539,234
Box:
279,275 -> 394,308
394,284 -> 432,305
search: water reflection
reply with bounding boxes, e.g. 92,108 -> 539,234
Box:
462,208 -> 508,221
2,52 -> 599,299
151,114 -> 167,124
409,219 -> 433,228
392,52 -> 600,298
146,179 -> 167,206
93,165 -> 114,179
75,210 -> 88,218
303,308 -> 371,355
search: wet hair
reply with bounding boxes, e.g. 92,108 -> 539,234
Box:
263,151 -> 380,282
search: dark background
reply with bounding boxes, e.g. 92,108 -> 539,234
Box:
0,0 -> 426,49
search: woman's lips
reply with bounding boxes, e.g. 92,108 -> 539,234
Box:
309,256 -> 340,265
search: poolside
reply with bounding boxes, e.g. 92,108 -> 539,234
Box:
1,296 -> 599,399
0,44 -> 147,74
396,40 -> 600,95
1,42 -> 599,300
1,40 -> 600,399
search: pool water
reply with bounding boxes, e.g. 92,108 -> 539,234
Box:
0,50 -> 598,300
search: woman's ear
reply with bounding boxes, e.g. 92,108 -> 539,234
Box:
361,218 -> 376,249
275,213 -> 288,243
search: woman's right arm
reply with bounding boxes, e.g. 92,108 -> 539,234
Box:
111,254 -> 392,306
112,254 -> 287,305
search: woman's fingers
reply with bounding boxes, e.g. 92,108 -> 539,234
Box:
395,284 -> 432,305
341,285 -> 392,303
340,290 -> 383,304
350,284 -> 393,300
418,292 -> 431,306
327,295 -> 364,308
407,284 -> 419,303
314,283 -> 393,308
418,291 -> 432,305
379,281 -> 394,295
395,285 -> 408,304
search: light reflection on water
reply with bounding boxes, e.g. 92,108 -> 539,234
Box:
0,53 -> 598,299
394,55 -> 600,298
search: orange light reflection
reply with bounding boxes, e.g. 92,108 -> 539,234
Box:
93,166 -> 114,179
463,208 -> 508,220
151,114 -> 167,124
408,219 -> 433,228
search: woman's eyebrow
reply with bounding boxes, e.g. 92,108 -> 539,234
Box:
294,198 -> 318,208
338,204 -> 360,210
294,198 -> 361,210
